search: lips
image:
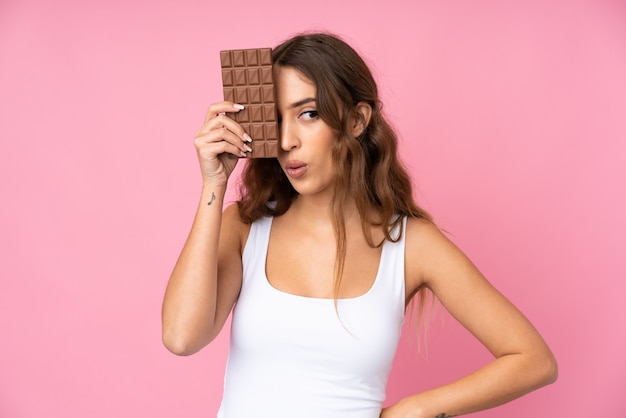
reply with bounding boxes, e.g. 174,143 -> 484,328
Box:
284,160 -> 308,179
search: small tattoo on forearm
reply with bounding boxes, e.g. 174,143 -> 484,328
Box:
435,414 -> 457,418
207,192 -> 216,206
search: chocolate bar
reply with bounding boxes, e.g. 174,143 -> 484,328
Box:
220,48 -> 278,158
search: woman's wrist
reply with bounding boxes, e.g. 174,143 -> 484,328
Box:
199,183 -> 227,208
381,397 -> 428,418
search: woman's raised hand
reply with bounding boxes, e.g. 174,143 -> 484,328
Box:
193,101 -> 253,186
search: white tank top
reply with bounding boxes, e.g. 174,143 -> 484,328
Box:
217,215 -> 406,418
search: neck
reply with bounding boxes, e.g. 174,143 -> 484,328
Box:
288,193 -> 360,227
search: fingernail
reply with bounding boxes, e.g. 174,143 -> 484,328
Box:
234,104 -> 245,110
243,133 -> 252,143
244,144 -> 253,153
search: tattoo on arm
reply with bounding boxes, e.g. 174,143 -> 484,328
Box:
435,414 -> 457,418
207,192 -> 216,206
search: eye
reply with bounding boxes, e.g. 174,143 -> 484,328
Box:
299,110 -> 319,121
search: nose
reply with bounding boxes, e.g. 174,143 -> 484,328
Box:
279,119 -> 299,152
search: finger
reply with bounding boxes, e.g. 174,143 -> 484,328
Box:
195,126 -> 252,156
196,114 -> 253,144
203,101 -> 245,123
197,137 -> 248,159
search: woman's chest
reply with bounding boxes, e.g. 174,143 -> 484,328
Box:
266,222 -> 384,299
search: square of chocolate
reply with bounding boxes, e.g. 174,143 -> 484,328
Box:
220,48 -> 279,158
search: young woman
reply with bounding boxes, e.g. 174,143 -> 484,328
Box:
162,32 -> 557,418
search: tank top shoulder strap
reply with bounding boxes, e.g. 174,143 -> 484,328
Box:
365,216 -> 407,318
241,215 -> 272,288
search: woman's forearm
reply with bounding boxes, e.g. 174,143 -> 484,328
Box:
161,183 -> 227,355
383,348 -> 557,418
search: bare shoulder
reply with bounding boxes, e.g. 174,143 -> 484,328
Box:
405,216 -> 445,243
405,217 -> 455,262
404,217 -> 471,294
222,201 -> 243,221
221,203 -> 252,253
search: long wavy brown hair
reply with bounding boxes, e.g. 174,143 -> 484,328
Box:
237,32 -> 432,312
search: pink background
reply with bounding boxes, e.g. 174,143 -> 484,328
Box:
1,0 -> 625,416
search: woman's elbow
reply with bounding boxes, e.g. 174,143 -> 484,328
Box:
162,327 -> 210,356
545,353 -> 559,384
535,348 -> 559,387
162,331 -> 193,356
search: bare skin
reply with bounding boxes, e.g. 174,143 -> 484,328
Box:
162,66 -> 557,418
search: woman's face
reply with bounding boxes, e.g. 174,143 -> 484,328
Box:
275,66 -> 337,198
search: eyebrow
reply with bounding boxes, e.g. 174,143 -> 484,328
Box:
288,97 -> 316,109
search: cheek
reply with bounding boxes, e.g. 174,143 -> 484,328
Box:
316,129 -> 337,154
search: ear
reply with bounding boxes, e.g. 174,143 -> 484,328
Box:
350,102 -> 372,137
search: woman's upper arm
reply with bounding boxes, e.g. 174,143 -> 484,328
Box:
405,219 -> 552,359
